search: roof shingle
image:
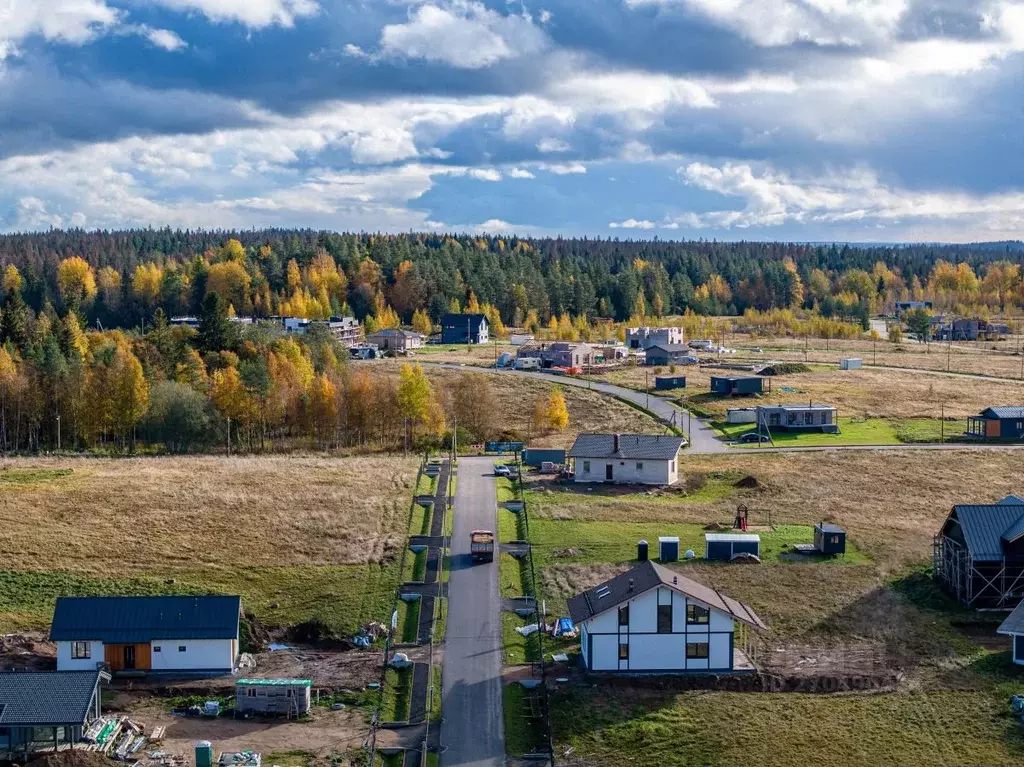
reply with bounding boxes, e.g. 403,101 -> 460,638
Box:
0,670 -> 105,726
51,595 -> 241,643
567,433 -> 685,460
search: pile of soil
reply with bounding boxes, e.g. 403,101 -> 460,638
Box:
241,611 -> 272,652
704,522 -> 727,531
758,362 -> 811,376
27,752 -> 115,767
733,475 -> 762,489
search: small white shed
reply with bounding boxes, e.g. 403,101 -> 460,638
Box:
726,408 -> 757,424
840,358 -> 863,370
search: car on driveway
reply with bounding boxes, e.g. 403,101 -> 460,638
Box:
494,464 -> 512,477
738,432 -> 770,443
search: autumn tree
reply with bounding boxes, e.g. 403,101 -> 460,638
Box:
546,387 -> 569,431
411,308 -> 433,336
397,363 -> 442,447
57,256 -> 97,308
2,265 -> 22,295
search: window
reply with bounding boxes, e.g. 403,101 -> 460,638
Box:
583,460 -> 590,473
71,641 -> 91,659
618,643 -> 629,660
636,462 -> 644,471
286,689 -> 294,698
153,646 -> 162,653
657,604 -> 672,634
247,688 -> 257,697
178,645 -> 187,652
686,641 -> 709,659
618,605 -> 629,627
686,604 -> 710,625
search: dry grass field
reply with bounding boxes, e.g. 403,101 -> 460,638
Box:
538,449 -> 1024,765
0,455 -> 418,634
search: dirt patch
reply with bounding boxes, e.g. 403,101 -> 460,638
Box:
27,752 -> 116,767
951,621 -> 1006,651
733,475 -> 762,489
1,630 -> 56,670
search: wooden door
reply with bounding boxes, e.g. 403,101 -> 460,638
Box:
605,464 -> 613,481
105,644 -> 123,670
135,643 -> 152,670
987,420 -> 1001,438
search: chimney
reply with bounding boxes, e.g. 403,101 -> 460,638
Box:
628,578 -> 634,592
673,576 -> 678,585
613,433 -> 620,453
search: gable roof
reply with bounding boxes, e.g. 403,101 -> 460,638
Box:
942,497 -> 1024,561
567,560 -> 766,630
999,599 -> 1024,636
980,407 -> 1024,420
567,433 -> 684,461
367,328 -> 421,338
711,375 -> 761,382
51,595 -> 241,643
0,670 -> 106,726
440,313 -> 487,330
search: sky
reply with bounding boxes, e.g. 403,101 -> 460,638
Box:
1,1 -> 1024,242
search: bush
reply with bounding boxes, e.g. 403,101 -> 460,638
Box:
141,381 -> 212,453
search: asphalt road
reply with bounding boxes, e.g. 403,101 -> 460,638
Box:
441,456 -> 504,767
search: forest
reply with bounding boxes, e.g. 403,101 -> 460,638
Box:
0,229 -> 1021,455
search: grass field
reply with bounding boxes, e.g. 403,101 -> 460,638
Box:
0,455 -> 419,635
535,448 -> 1024,764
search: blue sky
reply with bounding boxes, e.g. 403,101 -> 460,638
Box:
1,0 -> 1023,242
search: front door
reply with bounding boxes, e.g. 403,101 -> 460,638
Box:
605,464 -> 613,481
123,645 -> 136,670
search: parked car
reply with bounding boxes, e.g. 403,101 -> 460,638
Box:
494,464 -> 512,477
739,432 -> 770,443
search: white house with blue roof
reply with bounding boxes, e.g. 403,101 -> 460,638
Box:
51,595 -> 241,674
568,433 -> 686,485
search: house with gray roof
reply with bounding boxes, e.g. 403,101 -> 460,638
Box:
567,560 -> 765,673
0,669 -> 109,760
568,433 -> 686,485
51,595 -> 241,674
967,407 -> 1024,441
934,495 -> 1024,607
998,600 -> 1024,665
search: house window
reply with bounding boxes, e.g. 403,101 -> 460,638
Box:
618,643 -> 629,660
657,604 -> 672,634
618,605 -> 629,627
178,645 -> 187,652
686,641 -> 709,659
247,688 -> 257,697
71,641 -> 90,659
286,689 -> 294,698
686,605 -> 710,625
153,646 -> 162,653
636,462 -> 644,471
583,461 -> 591,473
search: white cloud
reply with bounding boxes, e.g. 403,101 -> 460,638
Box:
537,136 -> 570,153
672,160 -> 1024,236
343,43 -> 367,58
139,26 -> 188,51
539,161 -> 587,174
379,1 -> 547,69
469,167 -> 502,181
609,218 -> 656,229
508,167 -> 535,179
0,0 -> 120,56
14,196 -> 63,230
538,9 -> 553,23
476,218 -> 512,230
149,0 -> 318,28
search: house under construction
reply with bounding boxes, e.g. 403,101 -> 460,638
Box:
235,679 -> 311,717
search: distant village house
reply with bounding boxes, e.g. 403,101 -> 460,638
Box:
568,433 -> 685,485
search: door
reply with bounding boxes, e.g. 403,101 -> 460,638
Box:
123,645 -> 136,670
987,420 -> 1001,438
605,464 -> 613,481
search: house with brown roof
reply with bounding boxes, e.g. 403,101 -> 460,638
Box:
567,560 -> 765,673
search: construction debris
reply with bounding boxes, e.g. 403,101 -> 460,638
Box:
219,751 -> 262,767
83,715 -> 148,759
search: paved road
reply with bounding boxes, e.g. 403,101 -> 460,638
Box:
441,456 -> 504,767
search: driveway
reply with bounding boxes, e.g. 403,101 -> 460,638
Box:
441,456 -> 504,766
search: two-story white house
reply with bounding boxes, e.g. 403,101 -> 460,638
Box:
567,561 -> 765,673
626,326 -> 685,350
567,433 -> 685,485
51,595 -> 241,675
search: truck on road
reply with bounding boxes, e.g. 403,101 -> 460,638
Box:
470,530 -> 495,563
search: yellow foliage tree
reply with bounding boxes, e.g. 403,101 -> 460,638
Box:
132,262 -> 164,307
57,256 -> 97,307
546,388 -> 569,431
412,308 -> 433,335
206,261 -> 252,315
97,267 -> 122,310
221,238 -> 246,262
2,264 -> 22,294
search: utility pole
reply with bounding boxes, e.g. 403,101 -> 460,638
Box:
56,414 -> 60,452
645,368 -> 650,411
941,402 -> 945,443
873,335 -> 877,366
947,329 -> 952,372
226,417 -> 231,456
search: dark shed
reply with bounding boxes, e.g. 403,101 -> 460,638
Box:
705,533 -> 761,560
522,448 -> 567,467
814,523 -> 846,555
654,375 -> 687,390
710,376 -> 764,396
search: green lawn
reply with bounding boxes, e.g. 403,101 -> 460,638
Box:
381,667 -> 413,723
500,552 -> 525,598
402,550 -> 427,583
551,685 -> 1024,767
893,418 -> 970,443
396,598 -> 420,643
410,503 -> 431,536
525,521 -> 868,569
429,664 -> 442,722
503,683 -> 548,757
416,472 -> 437,497
525,473 -> 742,513
718,417 -> 900,447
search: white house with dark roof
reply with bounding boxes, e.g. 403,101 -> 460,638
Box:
998,601 -> 1024,664
567,433 -> 685,485
567,560 -> 766,673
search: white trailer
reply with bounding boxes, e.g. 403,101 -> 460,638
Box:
514,357 -> 541,370
840,358 -> 863,370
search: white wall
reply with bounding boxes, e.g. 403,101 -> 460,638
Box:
56,640 -> 104,671
149,638 -> 236,671
574,458 -> 674,485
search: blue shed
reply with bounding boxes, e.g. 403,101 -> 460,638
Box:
522,448 -> 567,467
654,375 -> 687,390
704,533 -> 760,560
710,376 -> 764,396
658,536 -> 679,562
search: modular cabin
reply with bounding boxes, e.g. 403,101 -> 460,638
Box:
521,448 -> 566,468
710,376 -> 764,396
365,328 -> 423,352
654,375 -> 687,390
51,595 -> 241,675
755,404 -> 838,432
0,669 -> 109,761
934,495 -> 1024,607
839,358 -> 862,370
704,533 -> 760,560
440,313 -> 489,344
967,408 -> 1024,441
814,523 -> 847,554
567,561 -> 765,673
235,679 -> 312,716
568,433 -> 685,486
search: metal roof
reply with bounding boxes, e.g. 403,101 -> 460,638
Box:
440,313 -> 487,330
758,404 -> 836,411
0,670 -> 105,726
998,601 -> 1024,636
981,407 -> 1024,419
711,375 -> 761,382
51,595 -> 241,643
567,433 -> 685,461
236,679 -> 312,687
705,533 -> 761,543
645,344 -> 691,353
815,523 -> 845,534
567,560 -> 766,630
943,502 -> 1024,561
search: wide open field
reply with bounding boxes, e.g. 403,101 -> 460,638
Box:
531,449 -> 1024,766
0,455 -> 418,634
